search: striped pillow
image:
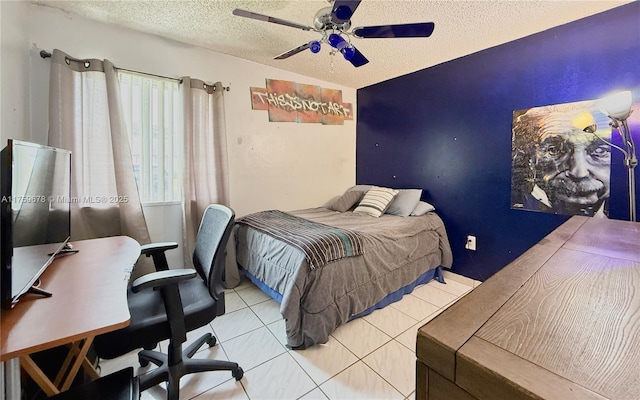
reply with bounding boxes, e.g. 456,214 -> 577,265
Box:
353,186 -> 399,217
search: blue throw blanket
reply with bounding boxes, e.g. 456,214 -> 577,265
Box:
236,210 -> 364,270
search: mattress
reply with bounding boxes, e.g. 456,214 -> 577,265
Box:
235,207 -> 453,349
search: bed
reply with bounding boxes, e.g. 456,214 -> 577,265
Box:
234,188 -> 453,349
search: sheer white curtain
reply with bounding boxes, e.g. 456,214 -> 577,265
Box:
47,49 -> 153,280
180,78 -> 237,285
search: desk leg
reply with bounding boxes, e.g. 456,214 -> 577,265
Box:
53,340 -> 100,387
20,356 -> 59,397
60,337 -> 93,391
2,359 -> 22,400
19,336 -> 98,396
54,342 -> 80,386
81,357 -> 100,380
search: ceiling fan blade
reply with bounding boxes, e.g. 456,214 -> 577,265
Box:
353,22 -> 435,38
232,9 -> 316,32
274,42 -> 313,60
347,46 -> 369,67
331,0 -> 362,23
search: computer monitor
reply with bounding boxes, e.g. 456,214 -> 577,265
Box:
1,139 -> 72,309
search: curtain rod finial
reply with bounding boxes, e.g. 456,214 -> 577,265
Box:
213,83 -> 230,92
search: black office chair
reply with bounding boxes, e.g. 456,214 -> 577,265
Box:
94,204 -> 243,400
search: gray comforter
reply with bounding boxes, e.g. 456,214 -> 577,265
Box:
234,207 -> 453,349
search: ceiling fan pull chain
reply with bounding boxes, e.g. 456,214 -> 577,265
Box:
329,50 -> 335,73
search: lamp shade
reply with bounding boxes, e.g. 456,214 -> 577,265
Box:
597,90 -> 633,120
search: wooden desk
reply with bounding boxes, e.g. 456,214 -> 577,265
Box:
416,217 -> 640,400
1,236 -> 140,397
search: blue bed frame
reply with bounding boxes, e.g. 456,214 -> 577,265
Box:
239,265 -> 445,321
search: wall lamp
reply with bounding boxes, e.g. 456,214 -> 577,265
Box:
573,91 -> 636,221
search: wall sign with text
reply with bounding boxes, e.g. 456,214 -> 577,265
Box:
250,79 -> 353,125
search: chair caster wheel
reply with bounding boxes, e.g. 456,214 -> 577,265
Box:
138,355 -> 149,368
233,367 -> 243,381
207,336 -> 217,347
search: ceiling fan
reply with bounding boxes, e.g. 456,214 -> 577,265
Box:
232,0 -> 435,67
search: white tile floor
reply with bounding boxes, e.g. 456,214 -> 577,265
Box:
99,271 -> 479,400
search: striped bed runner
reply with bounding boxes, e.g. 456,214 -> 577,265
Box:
237,210 -> 364,270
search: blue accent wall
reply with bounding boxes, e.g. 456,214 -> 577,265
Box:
356,2 -> 640,281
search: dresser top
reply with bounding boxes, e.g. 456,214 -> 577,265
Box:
417,216 -> 640,400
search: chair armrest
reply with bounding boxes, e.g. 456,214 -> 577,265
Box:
140,242 -> 179,271
140,242 -> 179,256
131,269 -> 197,293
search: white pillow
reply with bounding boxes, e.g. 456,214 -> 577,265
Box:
385,189 -> 422,217
353,186 -> 399,217
410,201 -> 436,216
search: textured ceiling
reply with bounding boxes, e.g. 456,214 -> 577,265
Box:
32,0 -> 631,89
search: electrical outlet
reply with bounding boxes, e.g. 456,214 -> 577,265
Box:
465,235 -> 477,251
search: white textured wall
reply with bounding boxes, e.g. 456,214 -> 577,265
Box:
0,1 -> 31,145
1,4 -> 356,268
27,5 -> 356,215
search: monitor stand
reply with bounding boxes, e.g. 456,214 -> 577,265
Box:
11,283 -> 52,307
26,285 -> 52,298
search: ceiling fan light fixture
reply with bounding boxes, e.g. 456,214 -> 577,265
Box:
341,46 -> 355,60
310,41 -> 322,54
328,33 -> 347,50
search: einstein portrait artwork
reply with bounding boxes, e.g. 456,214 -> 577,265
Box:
511,100 -> 613,217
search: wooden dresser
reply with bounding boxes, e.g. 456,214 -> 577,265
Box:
416,216 -> 640,400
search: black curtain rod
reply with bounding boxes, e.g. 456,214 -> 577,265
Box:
39,50 -> 230,91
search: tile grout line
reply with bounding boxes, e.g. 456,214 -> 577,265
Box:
203,278 -> 473,399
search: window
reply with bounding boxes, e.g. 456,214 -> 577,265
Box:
118,71 -> 182,204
